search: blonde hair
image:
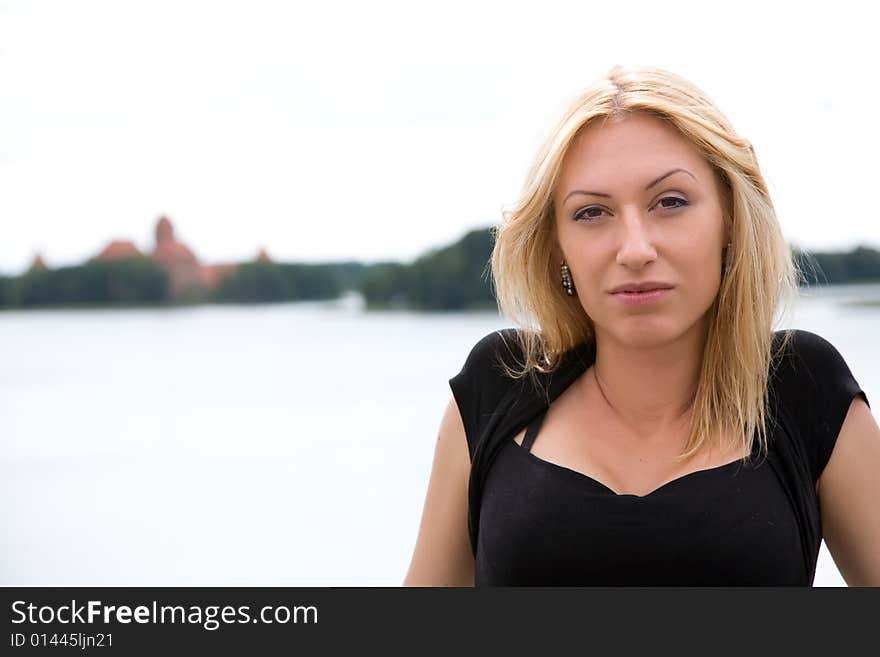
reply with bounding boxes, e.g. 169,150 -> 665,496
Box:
491,64 -> 799,464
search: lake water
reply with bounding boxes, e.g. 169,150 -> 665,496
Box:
2,284 -> 878,587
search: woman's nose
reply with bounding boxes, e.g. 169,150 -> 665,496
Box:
615,216 -> 658,269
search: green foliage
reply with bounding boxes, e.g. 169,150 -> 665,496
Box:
359,227 -> 497,310
278,263 -> 346,300
359,262 -> 409,307
209,263 -> 346,303
793,245 -> 880,286
210,263 -> 290,302
326,261 -> 369,292
4,258 -> 169,308
0,275 -> 17,307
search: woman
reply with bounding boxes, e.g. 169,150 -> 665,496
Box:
403,65 -> 880,586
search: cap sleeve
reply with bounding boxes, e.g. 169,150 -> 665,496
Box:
448,328 -> 522,462
780,329 -> 870,481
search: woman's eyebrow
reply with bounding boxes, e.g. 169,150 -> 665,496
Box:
562,168 -> 697,204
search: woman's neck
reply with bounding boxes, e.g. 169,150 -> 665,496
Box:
590,321 -> 707,439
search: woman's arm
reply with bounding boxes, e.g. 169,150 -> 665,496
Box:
403,395 -> 475,586
817,396 -> 880,586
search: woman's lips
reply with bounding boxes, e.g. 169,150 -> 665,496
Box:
611,287 -> 673,305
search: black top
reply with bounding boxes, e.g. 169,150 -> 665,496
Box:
448,329 -> 869,586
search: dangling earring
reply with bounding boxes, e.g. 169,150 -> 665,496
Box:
560,260 -> 575,296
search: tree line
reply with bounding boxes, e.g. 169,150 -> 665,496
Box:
1,229 -> 878,311
791,246 -> 880,286
0,258 -> 169,308
0,259 -> 364,308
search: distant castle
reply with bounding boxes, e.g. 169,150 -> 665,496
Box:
30,215 -> 271,300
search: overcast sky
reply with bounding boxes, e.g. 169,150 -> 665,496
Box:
1,0 -> 877,275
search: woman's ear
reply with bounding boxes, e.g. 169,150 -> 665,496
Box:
551,237 -> 565,265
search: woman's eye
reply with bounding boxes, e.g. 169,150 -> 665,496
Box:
573,206 -> 606,222
657,196 -> 688,210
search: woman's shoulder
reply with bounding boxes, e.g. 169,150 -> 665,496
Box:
771,328 -> 859,382
448,327 -> 528,460
769,327 -> 869,480
456,327 -> 526,375
769,327 -> 865,403
448,327 -> 528,407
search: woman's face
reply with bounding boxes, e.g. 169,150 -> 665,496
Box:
553,112 -> 728,349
